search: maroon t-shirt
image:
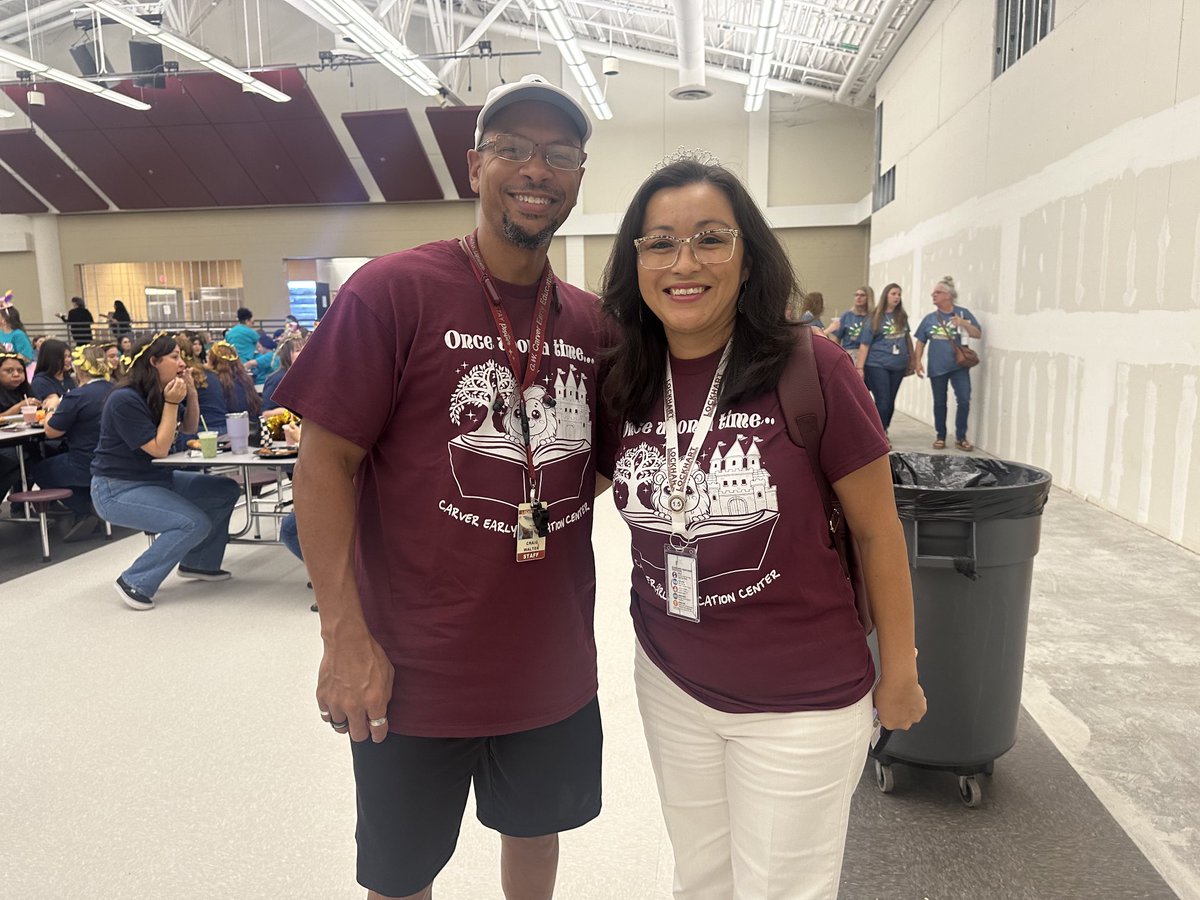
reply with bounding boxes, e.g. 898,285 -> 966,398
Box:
274,240 -> 605,737
607,335 -> 888,713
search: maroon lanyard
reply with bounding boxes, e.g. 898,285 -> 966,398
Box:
459,231 -> 556,497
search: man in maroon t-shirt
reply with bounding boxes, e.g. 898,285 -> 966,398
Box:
274,76 -> 605,900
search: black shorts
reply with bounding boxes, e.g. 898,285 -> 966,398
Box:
350,696 -> 603,897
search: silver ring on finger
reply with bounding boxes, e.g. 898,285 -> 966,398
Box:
330,719 -> 348,730
368,716 -> 388,728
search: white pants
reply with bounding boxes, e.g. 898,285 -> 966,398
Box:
634,642 -> 873,900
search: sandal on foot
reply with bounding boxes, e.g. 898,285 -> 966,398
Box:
932,439 -> 946,449
955,440 -> 975,451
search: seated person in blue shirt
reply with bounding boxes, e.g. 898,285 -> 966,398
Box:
224,307 -> 261,363
90,333 -> 241,611
32,344 -> 114,540
248,334 -> 278,386
261,334 -> 304,409
174,334 -> 222,441
207,341 -> 262,421
29,339 -> 78,405
1,350 -> 40,504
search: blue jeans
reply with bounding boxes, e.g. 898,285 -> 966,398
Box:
279,511 -> 303,561
91,471 -> 241,596
929,367 -> 972,441
863,365 -> 905,431
31,454 -> 93,518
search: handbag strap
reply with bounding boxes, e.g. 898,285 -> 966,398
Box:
778,327 -> 840,535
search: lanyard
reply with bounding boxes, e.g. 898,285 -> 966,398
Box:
663,340 -> 732,538
459,231 -> 556,498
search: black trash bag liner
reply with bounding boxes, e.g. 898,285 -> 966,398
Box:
890,452 -> 1051,520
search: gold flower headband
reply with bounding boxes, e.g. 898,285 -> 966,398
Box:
71,344 -> 111,379
124,332 -> 171,368
208,340 -> 239,362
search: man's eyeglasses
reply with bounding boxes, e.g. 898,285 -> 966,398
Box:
476,133 -> 586,171
633,229 -> 741,270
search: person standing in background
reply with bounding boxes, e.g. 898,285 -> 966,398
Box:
58,297 -> 95,345
826,286 -> 872,357
105,300 -> 132,342
913,275 -> 982,451
225,307 -> 261,362
856,283 -> 911,435
798,290 -> 826,328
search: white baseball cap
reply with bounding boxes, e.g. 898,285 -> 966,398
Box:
473,74 -> 592,148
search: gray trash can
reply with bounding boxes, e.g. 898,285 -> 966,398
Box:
872,452 -> 1052,807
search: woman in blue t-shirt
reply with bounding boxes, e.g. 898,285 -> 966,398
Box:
30,339 -> 78,404
825,286 -> 872,357
31,344 -> 113,538
207,341 -> 262,420
912,276 -> 983,451
855,283 -> 911,434
0,306 -> 35,363
91,333 -> 241,611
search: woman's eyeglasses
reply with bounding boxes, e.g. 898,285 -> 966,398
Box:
476,133 -> 586,171
633,229 -> 741,270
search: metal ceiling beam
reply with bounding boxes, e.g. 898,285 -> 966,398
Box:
852,0 -> 930,106
413,6 -> 838,103
436,0 -> 513,80
0,0 -> 79,41
834,0 -> 903,103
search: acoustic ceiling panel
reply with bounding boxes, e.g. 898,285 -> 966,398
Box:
0,130 -> 106,212
342,109 -> 443,202
157,125 -> 267,207
425,106 -> 481,199
269,118 -> 369,204
0,70 -> 366,211
217,122 -> 317,205
46,130 -> 165,210
103,127 -> 217,208
0,165 -> 47,214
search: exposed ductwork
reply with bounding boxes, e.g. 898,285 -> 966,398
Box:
670,0 -> 711,101
835,0 -> 905,104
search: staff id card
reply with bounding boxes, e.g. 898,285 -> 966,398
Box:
516,502 -> 547,562
664,544 -> 700,622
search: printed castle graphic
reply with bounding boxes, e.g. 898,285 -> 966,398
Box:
707,437 -> 778,517
612,435 -> 781,582
447,361 -> 593,509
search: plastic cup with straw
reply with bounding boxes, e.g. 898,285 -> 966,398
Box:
198,414 -> 218,459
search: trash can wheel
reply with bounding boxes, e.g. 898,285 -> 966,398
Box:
958,775 -> 982,808
874,760 -> 895,794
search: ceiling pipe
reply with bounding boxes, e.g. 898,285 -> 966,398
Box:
834,0 -> 903,104
670,0 -> 710,101
852,0 -> 933,106
411,6 -> 838,103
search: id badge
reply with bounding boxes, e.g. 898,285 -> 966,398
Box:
892,342 -> 900,355
664,544 -> 700,622
516,502 -> 546,562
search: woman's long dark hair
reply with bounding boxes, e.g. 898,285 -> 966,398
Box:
871,282 -> 908,334
34,338 -> 70,378
1,306 -> 26,332
112,300 -> 130,321
120,333 -> 178,421
210,353 -> 262,418
599,160 -> 799,423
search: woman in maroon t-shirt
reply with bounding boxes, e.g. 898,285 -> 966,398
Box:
597,158 -> 927,899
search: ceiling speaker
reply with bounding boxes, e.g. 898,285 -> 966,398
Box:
129,40 -> 165,89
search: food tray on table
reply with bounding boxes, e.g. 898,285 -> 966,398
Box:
256,445 -> 299,459
1,422 -> 41,432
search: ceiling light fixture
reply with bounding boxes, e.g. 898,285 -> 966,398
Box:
85,0 -> 291,102
0,46 -> 151,111
531,0 -> 612,121
744,0 -> 784,112
301,0 -> 443,96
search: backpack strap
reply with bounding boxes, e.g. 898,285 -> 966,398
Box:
778,326 -> 837,530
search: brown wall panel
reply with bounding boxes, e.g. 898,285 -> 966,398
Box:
104,127 -> 217,208
0,130 -> 106,212
217,122 -> 317,205
425,106 -> 481,199
343,109 -> 443,202
158,125 -> 267,206
49,131 -> 165,209
0,166 -> 47,214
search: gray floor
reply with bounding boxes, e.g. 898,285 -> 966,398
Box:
0,411 -> 1196,899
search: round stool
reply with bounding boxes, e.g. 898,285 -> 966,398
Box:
8,488 -> 74,562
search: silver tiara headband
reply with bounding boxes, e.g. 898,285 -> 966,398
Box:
653,147 -> 722,172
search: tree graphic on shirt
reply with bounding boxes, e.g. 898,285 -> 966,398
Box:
450,360 -> 516,436
613,442 -> 665,510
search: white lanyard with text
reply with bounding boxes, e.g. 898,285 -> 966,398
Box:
460,232 -> 556,561
662,340 -> 732,621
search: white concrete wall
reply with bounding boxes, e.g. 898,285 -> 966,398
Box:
870,0 -> 1200,553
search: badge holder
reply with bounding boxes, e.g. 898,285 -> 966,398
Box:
664,532 -> 699,622
516,500 -> 548,562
